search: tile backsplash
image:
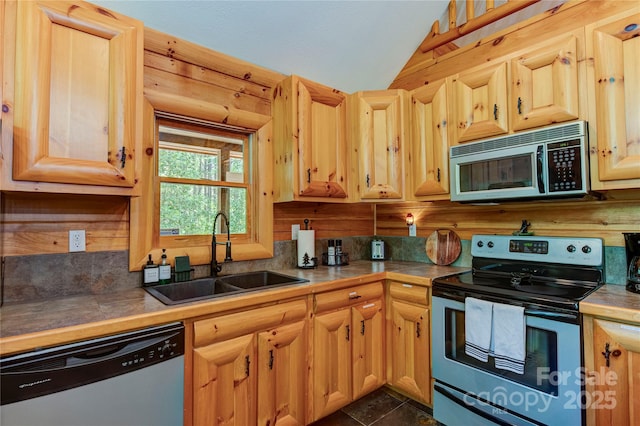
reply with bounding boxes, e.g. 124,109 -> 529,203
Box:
1,237 -> 627,304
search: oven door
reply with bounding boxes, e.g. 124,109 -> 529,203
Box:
432,295 -> 583,426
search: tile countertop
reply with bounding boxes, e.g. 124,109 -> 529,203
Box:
0,260 -> 467,356
580,284 -> 640,324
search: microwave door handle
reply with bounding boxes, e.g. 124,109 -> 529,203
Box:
536,145 -> 545,193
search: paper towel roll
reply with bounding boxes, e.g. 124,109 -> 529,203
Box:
297,230 -> 315,267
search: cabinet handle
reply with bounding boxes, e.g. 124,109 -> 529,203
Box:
517,97 -> 523,115
366,174 -> 370,188
120,146 -> 126,169
437,168 -> 441,182
493,104 -> 498,121
346,325 -> 350,341
307,168 -> 311,183
601,343 -> 622,367
361,320 -> 365,335
349,294 -> 362,300
245,355 -> 251,376
268,349 -> 274,370
416,322 -> 421,338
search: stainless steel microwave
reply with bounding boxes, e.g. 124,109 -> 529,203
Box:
449,121 -> 589,202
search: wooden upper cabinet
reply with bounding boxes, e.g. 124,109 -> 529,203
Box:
407,80 -> 450,200
511,34 -> 581,131
8,1 -> 142,194
450,61 -> 508,144
272,75 -> 349,202
350,90 -> 408,200
586,8 -> 640,190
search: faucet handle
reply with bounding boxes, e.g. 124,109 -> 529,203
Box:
224,241 -> 233,262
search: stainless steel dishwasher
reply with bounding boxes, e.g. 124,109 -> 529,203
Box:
1,322 -> 184,426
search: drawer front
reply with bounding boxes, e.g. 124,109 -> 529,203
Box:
314,282 -> 383,313
193,299 -> 307,347
388,281 -> 429,306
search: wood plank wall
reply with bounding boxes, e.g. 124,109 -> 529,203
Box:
273,202 -> 374,241
376,200 -> 640,247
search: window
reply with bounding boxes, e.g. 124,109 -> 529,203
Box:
157,120 -> 248,237
129,91 -> 273,271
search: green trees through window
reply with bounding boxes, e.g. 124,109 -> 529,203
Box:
157,121 -> 248,237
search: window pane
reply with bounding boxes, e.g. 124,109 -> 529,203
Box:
158,149 -> 219,180
160,183 -> 247,236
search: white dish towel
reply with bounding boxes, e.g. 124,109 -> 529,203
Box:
491,302 -> 526,374
464,297 -> 493,362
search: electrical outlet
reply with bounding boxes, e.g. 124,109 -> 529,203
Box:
69,230 -> 86,252
291,224 -> 300,240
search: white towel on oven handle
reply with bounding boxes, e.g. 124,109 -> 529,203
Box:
491,302 -> 526,374
464,297 -> 493,362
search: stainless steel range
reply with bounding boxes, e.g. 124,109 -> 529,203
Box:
432,234 -> 604,426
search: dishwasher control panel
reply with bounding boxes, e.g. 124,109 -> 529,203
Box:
1,322 -> 184,405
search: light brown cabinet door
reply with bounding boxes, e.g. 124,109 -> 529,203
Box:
351,90 -> 408,200
12,1 -> 141,191
586,10 -> 640,189
451,61 -> 508,144
312,308 -> 352,421
511,34 -> 581,131
408,80 -> 450,199
388,300 -> 431,405
351,299 -> 385,400
193,334 -> 257,426
272,75 -> 349,202
257,320 -> 307,426
586,318 -> 640,426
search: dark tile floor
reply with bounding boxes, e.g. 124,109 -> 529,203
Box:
310,387 -> 441,426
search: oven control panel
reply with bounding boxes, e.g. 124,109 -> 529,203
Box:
472,235 -> 603,266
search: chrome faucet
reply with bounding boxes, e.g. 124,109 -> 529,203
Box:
211,212 -> 233,276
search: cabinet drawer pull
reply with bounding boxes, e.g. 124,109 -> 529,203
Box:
307,168 -> 311,183
349,292 -> 362,300
437,167 -> 441,182
361,320 -> 365,335
346,325 -> 350,341
269,349 -> 274,370
245,355 -> 251,376
493,104 -> 498,121
416,322 -> 421,338
366,174 -> 370,188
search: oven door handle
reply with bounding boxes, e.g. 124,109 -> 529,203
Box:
523,310 -> 578,320
434,383 -> 513,426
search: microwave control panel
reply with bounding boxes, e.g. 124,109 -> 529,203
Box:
547,139 -> 583,192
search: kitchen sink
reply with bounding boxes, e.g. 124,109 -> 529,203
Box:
144,271 -> 309,305
144,278 -> 242,305
215,270 -> 309,290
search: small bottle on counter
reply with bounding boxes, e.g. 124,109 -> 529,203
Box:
335,239 -> 343,264
158,249 -> 171,285
143,254 -> 159,286
327,239 -> 336,265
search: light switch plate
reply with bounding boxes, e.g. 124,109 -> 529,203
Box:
292,224 -> 300,240
69,230 -> 86,252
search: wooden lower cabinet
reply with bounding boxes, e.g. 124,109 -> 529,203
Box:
311,282 -> 385,421
583,315 -> 640,426
386,281 -> 432,405
193,334 -> 257,425
190,299 -> 308,426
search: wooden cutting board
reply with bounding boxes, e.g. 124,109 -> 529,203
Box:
426,230 -> 462,265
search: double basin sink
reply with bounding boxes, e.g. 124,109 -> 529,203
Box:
144,270 -> 309,305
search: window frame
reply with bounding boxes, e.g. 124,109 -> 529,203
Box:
129,90 -> 273,271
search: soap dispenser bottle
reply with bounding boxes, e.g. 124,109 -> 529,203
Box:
158,249 -> 171,285
143,254 -> 159,286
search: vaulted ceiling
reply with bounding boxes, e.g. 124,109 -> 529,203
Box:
92,0 -> 451,93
